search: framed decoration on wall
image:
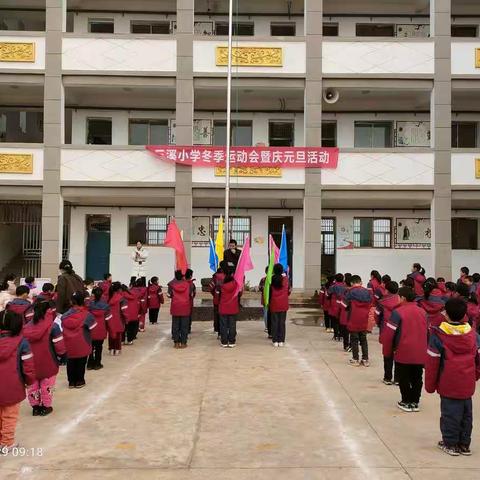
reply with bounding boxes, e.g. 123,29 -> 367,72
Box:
396,121 -> 431,147
192,216 -> 210,247
394,218 -> 431,249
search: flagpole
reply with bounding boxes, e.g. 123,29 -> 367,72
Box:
224,0 -> 233,247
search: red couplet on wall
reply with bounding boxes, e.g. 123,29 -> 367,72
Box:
146,145 -> 339,169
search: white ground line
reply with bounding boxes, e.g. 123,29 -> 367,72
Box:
287,343 -> 380,480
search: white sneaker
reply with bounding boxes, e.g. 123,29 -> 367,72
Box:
278,342 -> 285,347
273,342 -> 279,347
228,343 -> 236,348
221,343 -> 229,348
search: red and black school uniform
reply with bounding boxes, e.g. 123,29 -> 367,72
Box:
99,280 -> 111,303
466,301 -> 480,331
426,320 -> 480,450
328,281 -> 347,341
210,272 -> 226,335
23,309 -> 65,411
376,293 -> 400,383
383,302 -> 428,408
61,306 -> 96,388
87,300 -> 111,369
147,284 -> 164,325
130,286 -> 148,331
345,286 -> 372,362
417,289 -> 447,330
338,288 -> 351,351
107,292 -> 126,353
408,271 -> 427,297
122,290 -> 140,344
168,279 -> 193,346
321,283 -> 332,331
0,332 -> 36,447
217,279 -> 240,346
6,298 -> 33,324
367,278 -> 381,300
269,275 -> 291,344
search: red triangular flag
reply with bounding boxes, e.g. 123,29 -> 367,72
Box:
164,218 -> 189,274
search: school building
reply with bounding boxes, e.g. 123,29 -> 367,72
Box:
1,0 -> 480,289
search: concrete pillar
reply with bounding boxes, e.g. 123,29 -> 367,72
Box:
175,0 -> 194,260
303,0 -> 323,291
41,0 -> 66,280
430,0 -> 452,280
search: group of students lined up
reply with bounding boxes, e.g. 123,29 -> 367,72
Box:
0,260 -> 165,453
319,263 -> 480,457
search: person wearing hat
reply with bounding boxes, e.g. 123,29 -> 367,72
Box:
56,260 -> 85,315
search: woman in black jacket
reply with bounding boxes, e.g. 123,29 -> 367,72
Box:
56,260 -> 85,314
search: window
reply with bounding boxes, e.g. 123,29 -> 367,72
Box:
0,110 -> 43,143
128,216 -> 168,246
86,118 -> 112,145
452,122 -> 477,148
215,22 -> 254,36
452,219 -> 478,249
354,121 -> 393,148
269,122 -> 294,147
213,121 -> 253,146
213,216 -> 251,247
129,119 -> 169,145
452,25 -> 478,38
321,218 -> 335,255
322,121 -> 337,147
323,23 -> 339,36
88,19 -> 114,33
354,218 -> 391,248
271,22 -> 296,36
130,21 -> 170,34
356,24 -> 395,37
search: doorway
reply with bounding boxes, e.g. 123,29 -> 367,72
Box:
268,216 -> 293,280
85,215 -> 111,280
321,217 -> 336,281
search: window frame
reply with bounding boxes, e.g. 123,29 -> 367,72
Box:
212,216 -> 251,247
353,217 -> 392,249
268,121 -> 295,147
88,18 -> 114,34
215,21 -> 255,36
354,121 -> 394,148
213,120 -> 253,147
86,117 -> 112,145
452,121 -> 477,148
130,20 -> 171,34
270,22 -> 296,36
356,23 -> 395,37
451,24 -> 478,38
323,23 -> 339,37
321,120 -> 337,147
0,108 -> 43,143
321,217 -> 336,255
127,215 -> 168,246
452,218 -> 478,250
128,118 -> 169,145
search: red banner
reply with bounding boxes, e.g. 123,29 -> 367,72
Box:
146,145 -> 338,169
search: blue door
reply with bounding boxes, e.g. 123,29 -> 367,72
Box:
85,216 -> 111,281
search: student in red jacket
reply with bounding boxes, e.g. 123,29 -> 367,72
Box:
426,298 -> 480,456
269,264 -> 291,347
147,276 -> 164,325
6,285 -> 33,324
456,284 -> 480,331
0,311 -> 36,451
168,270 -> 193,349
23,301 -> 65,416
457,266 -> 470,288
99,273 -> 112,303
376,281 -> 401,385
131,277 -> 147,332
108,282 -> 126,355
185,269 -> 196,335
367,270 -> 382,296
437,277 -> 447,295
345,275 -> 371,367
338,273 -> 352,352
328,273 -> 347,342
210,265 -> 226,337
34,283 -> 56,308
61,291 -> 96,389
383,287 -> 428,413
217,268 -> 239,348
87,287 -> 111,370
417,278 -> 447,329
408,263 -> 426,297
121,284 -> 139,345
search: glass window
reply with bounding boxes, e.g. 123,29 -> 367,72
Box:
128,216 -> 167,246
356,24 -> 395,37
130,21 -> 170,34
215,22 -> 254,36
129,120 -> 168,145
322,121 -> 337,147
269,121 -> 294,147
271,22 -> 296,36
213,216 -> 251,247
213,121 -> 252,146
452,218 -> 478,249
88,19 -> 114,33
354,121 -> 393,148
87,118 -> 112,145
354,218 -> 391,248
451,25 -> 477,38
321,218 -> 335,255
323,23 -> 339,36
452,122 -> 477,148
0,110 -> 43,143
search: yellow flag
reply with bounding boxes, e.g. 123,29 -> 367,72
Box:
215,216 -> 224,263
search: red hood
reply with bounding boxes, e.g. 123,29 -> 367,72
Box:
170,281 -> 189,294
380,294 -> 401,311
148,285 -> 160,293
62,307 -> 86,330
122,291 -> 135,300
438,325 -> 477,355
0,334 -> 21,361
24,317 -> 52,342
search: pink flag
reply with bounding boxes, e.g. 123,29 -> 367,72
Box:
234,236 -> 254,296
164,218 -> 189,274
269,234 -> 280,263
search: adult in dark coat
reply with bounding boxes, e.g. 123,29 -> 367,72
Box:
223,239 -> 242,271
56,260 -> 85,314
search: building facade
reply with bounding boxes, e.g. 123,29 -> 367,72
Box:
0,0 -> 479,289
